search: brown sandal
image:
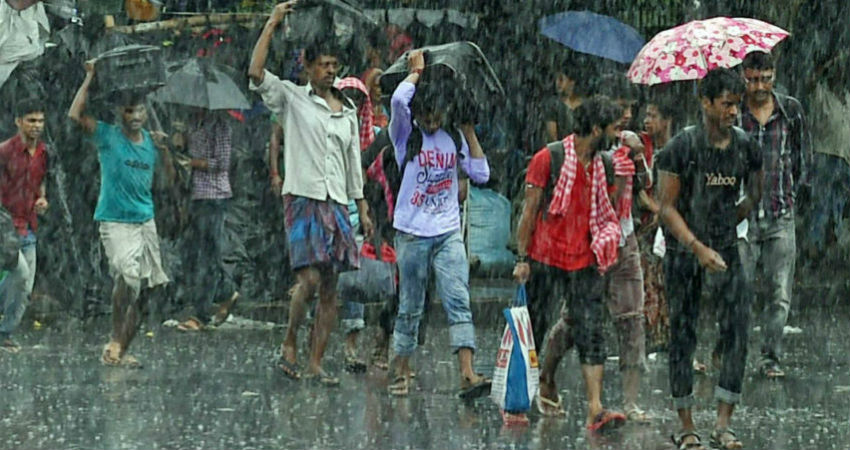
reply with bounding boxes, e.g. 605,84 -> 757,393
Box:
101,342 -> 121,366
177,317 -> 205,332
388,375 -> 410,396
211,292 -> 240,326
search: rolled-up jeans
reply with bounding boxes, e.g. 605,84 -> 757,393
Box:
665,246 -> 752,409
0,230 -> 37,337
738,212 -> 796,363
341,301 -> 365,335
392,230 -> 475,357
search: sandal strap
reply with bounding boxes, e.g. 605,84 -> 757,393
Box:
672,430 -> 702,445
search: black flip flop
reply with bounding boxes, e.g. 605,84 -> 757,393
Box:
459,374 -> 492,400
344,355 -> 367,373
671,431 -> 705,450
304,369 -> 340,387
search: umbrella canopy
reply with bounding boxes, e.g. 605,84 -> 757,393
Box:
627,17 -> 789,85
380,41 -> 505,122
150,58 -> 249,110
280,0 -> 378,49
539,11 -> 645,64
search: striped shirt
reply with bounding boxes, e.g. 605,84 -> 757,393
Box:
189,118 -> 232,200
739,92 -> 812,219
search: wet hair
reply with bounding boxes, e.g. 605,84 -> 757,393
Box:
698,68 -> 745,101
647,93 -> 677,121
15,98 -> 45,119
553,59 -> 583,82
410,81 -> 450,118
573,95 -> 623,136
646,94 -> 679,133
742,51 -> 775,71
303,40 -> 341,64
593,73 -> 638,102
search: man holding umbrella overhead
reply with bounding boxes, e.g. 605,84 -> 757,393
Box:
386,50 -> 491,398
150,58 -> 252,333
173,108 -> 240,332
248,0 -> 373,387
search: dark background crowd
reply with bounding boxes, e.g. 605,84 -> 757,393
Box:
4,0 -> 848,321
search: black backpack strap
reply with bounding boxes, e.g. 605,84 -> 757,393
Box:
402,126 -> 423,171
448,127 -> 465,161
541,140 -> 564,220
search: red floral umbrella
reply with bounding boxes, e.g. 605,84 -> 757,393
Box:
627,17 -> 789,85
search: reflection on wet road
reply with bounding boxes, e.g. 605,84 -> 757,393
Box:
1,305 -> 848,450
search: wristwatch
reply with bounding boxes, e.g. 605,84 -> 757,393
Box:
515,254 -> 528,264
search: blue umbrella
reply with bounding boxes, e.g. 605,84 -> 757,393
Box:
539,11 -> 645,64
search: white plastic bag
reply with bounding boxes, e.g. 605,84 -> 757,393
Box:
652,227 -> 666,258
491,285 -> 539,413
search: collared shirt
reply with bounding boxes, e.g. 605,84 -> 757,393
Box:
189,118 -> 232,200
0,1 -> 50,87
250,70 -> 363,204
0,134 -> 47,235
739,92 -> 812,220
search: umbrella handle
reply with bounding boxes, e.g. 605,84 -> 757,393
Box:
145,98 -> 165,133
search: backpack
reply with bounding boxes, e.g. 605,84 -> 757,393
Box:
541,140 -> 614,219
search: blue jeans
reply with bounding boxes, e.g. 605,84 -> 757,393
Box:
0,230 -> 37,337
392,230 -> 475,357
185,199 -> 236,323
738,212 -> 796,363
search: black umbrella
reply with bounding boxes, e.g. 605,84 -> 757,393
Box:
150,58 -> 249,110
279,0 -> 378,49
381,41 -> 505,122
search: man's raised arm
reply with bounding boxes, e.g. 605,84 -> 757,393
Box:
248,1 -> 297,86
68,60 -> 98,135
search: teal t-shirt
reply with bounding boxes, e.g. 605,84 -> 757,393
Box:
92,121 -> 159,223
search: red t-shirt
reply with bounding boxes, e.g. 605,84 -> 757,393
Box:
525,148 -> 595,272
0,135 -> 48,235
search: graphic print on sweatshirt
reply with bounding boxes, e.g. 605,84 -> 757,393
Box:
409,145 -> 457,215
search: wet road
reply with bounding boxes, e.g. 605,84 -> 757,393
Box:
1,304 -> 848,450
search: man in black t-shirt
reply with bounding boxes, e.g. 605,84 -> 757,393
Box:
537,65 -> 584,150
656,68 -> 763,450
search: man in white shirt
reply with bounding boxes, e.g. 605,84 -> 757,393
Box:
248,0 -> 373,387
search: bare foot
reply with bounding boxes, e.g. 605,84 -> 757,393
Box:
280,342 -> 297,365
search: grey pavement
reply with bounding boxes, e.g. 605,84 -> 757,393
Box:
1,300 -> 849,450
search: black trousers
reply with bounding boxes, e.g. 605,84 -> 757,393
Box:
665,247 -> 752,408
